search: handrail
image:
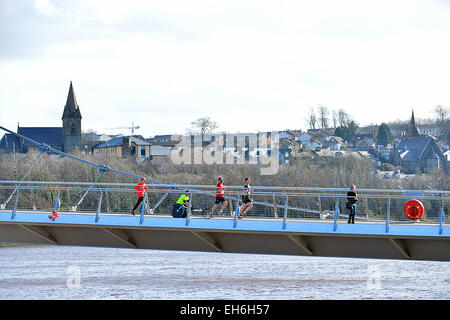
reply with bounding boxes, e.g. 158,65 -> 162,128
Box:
0,186 -> 447,201
0,180 -> 447,235
0,180 -> 449,196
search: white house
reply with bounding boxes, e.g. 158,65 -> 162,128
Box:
299,133 -> 322,151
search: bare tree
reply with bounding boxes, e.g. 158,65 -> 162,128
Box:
188,117 -> 218,137
188,117 -> 219,162
434,105 -> 449,124
433,105 -> 450,139
338,109 -> 351,127
332,110 -> 338,129
318,105 -> 329,129
306,107 -> 317,130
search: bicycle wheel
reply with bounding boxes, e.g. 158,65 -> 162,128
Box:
202,209 -> 213,219
171,204 -> 185,218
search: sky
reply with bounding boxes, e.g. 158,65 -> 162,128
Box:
0,0 -> 450,138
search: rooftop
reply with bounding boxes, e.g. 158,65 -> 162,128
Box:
18,127 -> 64,147
92,136 -> 150,149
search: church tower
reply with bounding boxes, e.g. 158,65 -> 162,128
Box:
62,81 -> 82,153
407,110 -> 420,137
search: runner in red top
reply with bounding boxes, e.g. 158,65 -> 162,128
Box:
130,177 -> 147,215
211,176 -> 228,215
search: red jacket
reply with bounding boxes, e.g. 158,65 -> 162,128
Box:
216,182 -> 225,198
134,182 -> 148,198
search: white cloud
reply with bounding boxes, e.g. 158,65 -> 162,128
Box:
1,0 -> 450,137
33,0 -> 63,18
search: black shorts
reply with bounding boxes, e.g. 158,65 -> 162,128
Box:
215,197 -> 226,204
242,196 -> 253,204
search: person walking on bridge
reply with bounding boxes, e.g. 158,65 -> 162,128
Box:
346,184 -> 358,224
211,176 -> 228,215
130,177 -> 147,215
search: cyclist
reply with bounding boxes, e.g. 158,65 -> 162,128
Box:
172,190 -> 190,218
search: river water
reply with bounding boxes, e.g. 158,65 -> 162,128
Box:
0,245 -> 448,300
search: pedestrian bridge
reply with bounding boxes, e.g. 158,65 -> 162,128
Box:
1,181 -> 448,261
0,124 -> 448,261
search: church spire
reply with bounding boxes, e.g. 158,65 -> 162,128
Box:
62,81 -> 82,120
408,110 -> 419,137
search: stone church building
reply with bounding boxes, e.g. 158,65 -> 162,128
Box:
392,111 -> 448,174
0,82 -> 82,154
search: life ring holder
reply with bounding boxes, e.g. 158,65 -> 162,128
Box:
404,199 -> 424,220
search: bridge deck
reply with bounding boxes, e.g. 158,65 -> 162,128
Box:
1,209 -> 449,261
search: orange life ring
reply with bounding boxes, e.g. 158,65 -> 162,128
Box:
48,210 -> 59,221
404,199 -> 424,220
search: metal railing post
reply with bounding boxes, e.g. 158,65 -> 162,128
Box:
95,190 -> 102,223
439,199 -> 444,235
272,195 -> 278,218
11,188 -> 19,220
385,198 -> 391,233
318,195 -> 322,216
233,194 -> 240,228
54,190 -> 61,212
185,193 -> 192,226
139,191 -> 148,225
333,197 -> 339,231
282,194 -> 288,230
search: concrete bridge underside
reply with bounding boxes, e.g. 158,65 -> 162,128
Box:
1,211 -> 449,261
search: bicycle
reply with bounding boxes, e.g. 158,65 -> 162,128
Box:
191,206 -> 214,219
171,204 -> 215,219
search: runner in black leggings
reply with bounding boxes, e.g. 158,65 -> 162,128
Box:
130,177 -> 147,215
239,177 -> 253,219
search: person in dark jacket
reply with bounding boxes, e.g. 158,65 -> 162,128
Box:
346,184 -> 358,224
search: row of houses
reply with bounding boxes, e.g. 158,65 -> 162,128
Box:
4,118 -> 448,174
0,82 -> 448,174
20,127 -> 344,165
272,111 -> 450,174
87,134 -> 172,161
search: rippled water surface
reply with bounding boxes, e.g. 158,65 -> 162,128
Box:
0,246 -> 449,300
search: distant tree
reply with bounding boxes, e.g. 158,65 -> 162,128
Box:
334,117 -> 359,144
347,120 -> 359,135
188,117 -> 218,138
332,110 -> 338,129
187,117 -> 219,161
335,126 -> 351,141
434,105 -> 449,124
433,105 -> 449,138
376,123 -> 394,146
306,107 -> 317,129
338,109 -> 351,127
317,105 -> 329,129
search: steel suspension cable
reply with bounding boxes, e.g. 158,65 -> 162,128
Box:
1,146 -> 47,208
0,125 -> 165,185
